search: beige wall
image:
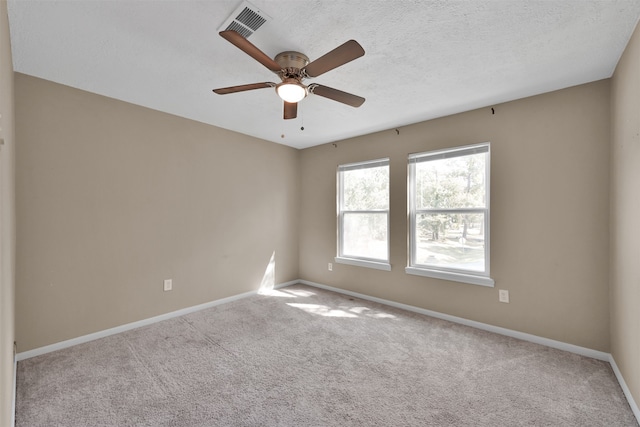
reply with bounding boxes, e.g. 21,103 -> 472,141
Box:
611,21 -> 640,408
300,80 -> 611,352
9,18 -> 639,419
6,20 -> 640,423
15,74 -> 299,352
0,1 -> 15,425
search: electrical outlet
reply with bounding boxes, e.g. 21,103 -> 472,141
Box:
499,289 -> 509,303
163,279 -> 173,292
328,263 -> 333,271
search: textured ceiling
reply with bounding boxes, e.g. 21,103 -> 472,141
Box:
7,0 -> 640,149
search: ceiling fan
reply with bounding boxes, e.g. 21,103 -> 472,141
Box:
212,30 -> 365,120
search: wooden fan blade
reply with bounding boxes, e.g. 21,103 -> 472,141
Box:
213,82 -> 275,95
220,30 -> 281,73
284,102 -> 297,120
303,40 -> 365,78
310,84 -> 365,107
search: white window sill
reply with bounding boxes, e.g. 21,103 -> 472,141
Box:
335,257 -> 391,271
405,267 -> 494,287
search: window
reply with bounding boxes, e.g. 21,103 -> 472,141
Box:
336,158 -> 390,271
407,143 -> 493,286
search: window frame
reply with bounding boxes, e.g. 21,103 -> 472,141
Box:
406,143 -> 494,287
336,158 -> 391,271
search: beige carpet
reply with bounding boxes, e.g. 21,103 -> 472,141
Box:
16,284 -> 638,426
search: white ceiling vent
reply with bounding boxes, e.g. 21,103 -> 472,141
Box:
218,1 -> 271,39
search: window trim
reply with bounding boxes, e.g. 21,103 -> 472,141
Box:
337,158 -> 391,271
406,143 -> 494,287
335,256 -> 392,271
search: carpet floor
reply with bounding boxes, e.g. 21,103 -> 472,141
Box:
16,284 -> 638,426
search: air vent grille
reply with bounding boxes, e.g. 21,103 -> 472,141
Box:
225,21 -> 253,39
236,7 -> 266,31
218,1 -> 271,39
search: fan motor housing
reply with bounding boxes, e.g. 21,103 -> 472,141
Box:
275,51 -> 309,70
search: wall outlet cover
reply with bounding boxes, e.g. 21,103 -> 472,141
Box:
499,289 -> 509,303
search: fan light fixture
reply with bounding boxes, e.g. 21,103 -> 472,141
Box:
212,30 -> 366,120
276,79 -> 307,103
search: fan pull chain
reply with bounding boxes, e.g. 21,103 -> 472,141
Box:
281,112 -> 285,139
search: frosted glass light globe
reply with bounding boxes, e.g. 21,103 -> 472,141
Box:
276,80 -> 307,103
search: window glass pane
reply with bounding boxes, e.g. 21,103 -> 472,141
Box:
343,212 -> 388,260
415,153 -> 486,210
343,165 -> 389,210
414,212 -> 485,271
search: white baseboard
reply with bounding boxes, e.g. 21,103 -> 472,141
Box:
11,342 -> 16,427
298,280 -> 609,361
609,354 -> 640,422
14,278 -> 639,426
16,281 -> 297,361
19,278 -> 614,362
297,279 -> 640,424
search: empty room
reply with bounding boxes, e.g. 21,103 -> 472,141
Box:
1,0 -> 640,426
